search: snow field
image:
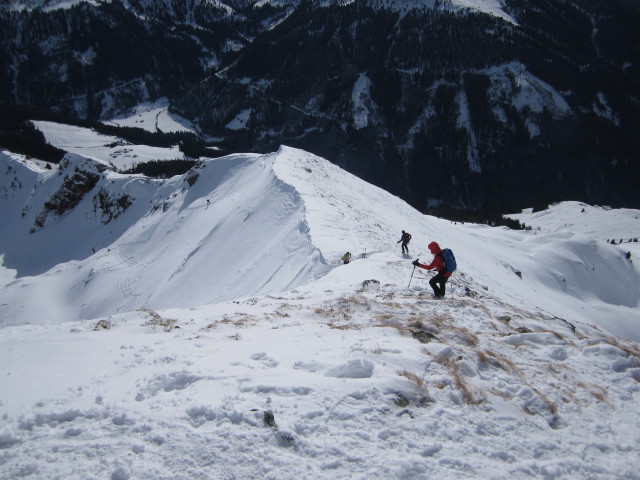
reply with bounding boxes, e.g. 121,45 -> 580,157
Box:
1,254 -> 638,479
1,124 -> 639,479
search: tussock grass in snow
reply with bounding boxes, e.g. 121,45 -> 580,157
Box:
397,369 -> 428,394
93,318 -> 113,331
139,308 -> 177,332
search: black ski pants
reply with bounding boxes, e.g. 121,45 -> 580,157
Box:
429,271 -> 448,298
401,242 -> 409,254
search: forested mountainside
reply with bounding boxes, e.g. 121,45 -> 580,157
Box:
0,0 -> 296,118
173,0 -> 640,210
1,0 -> 639,210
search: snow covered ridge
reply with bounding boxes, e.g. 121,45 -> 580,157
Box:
1,137 -> 640,478
0,148 -> 329,325
1,136 -> 640,337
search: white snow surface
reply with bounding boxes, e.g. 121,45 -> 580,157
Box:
103,100 -> 197,134
31,120 -> 189,171
1,125 -> 640,479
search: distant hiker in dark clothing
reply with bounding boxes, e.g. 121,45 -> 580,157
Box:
398,230 -> 412,254
413,241 -> 451,298
342,252 -> 352,264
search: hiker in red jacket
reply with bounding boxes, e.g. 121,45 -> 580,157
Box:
412,241 -> 451,298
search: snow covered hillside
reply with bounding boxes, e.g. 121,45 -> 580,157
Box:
102,100 -> 197,135
1,125 -> 639,478
30,120 -> 190,171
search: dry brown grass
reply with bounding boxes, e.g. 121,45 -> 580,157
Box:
531,387 -> 558,415
93,319 -> 113,331
589,386 -> 608,403
489,387 -> 512,400
424,312 -> 452,329
434,352 -> 480,404
475,349 -> 491,366
601,336 -> 640,358
380,300 -> 403,309
398,369 -> 428,394
376,321 -> 411,335
220,313 -> 253,327
327,322 -> 360,330
139,308 -> 176,332
576,381 -> 609,403
483,350 -> 522,375
449,327 -> 479,347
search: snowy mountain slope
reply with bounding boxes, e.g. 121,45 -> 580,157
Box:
0,230 -> 639,478
272,147 -> 640,342
1,128 -> 640,478
0,148 -> 328,326
31,120 -> 188,171
509,201 -> 640,244
2,127 -> 639,337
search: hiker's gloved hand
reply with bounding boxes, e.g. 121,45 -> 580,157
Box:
412,259 -> 420,267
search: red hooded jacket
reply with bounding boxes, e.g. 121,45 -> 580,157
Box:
416,241 -> 452,278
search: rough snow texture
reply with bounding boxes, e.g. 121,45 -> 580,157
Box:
1,123 -> 639,479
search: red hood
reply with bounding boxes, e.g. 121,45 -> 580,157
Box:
428,242 -> 442,254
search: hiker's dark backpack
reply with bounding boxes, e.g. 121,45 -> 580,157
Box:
441,248 -> 457,274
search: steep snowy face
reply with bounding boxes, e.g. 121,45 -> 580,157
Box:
0,151 -> 328,326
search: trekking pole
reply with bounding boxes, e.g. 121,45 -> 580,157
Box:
407,265 -> 416,290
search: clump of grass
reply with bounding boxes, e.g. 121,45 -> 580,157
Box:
601,335 -> 640,358
376,321 -> 410,335
219,313 -> 254,327
434,352 -> 481,405
381,301 -> 404,309
530,387 -> 558,415
398,369 -> 426,390
424,312 -> 452,329
576,381 -> 609,403
589,386 -> 608,402
93,319 -> 113,331
448,326 -> 479,347
139,308 -> 177,332
314,298 -> 355,322
327,322 -> 359,330
483,350 -> 522,375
